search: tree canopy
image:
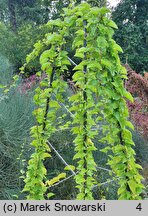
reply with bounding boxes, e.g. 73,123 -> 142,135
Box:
0,0 -> 147,73
112,0 -> 148,73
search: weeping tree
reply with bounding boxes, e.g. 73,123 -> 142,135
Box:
21,1 -> 144,200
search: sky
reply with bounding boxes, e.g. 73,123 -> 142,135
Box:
108,0 -> 121,7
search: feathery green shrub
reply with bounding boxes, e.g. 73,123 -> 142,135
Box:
0,57 -> 35,199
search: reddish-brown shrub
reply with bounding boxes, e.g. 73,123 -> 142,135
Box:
124,64 -> 148,138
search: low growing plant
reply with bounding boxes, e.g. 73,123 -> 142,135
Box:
0,57 -> 35,199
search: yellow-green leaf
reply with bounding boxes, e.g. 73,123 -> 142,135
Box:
128,179 -> 137,194
108,20 -> 118,29
58,173 -> 66,179
124,91 -> 134,103
125,121 -> 134,130
64,165 -> 75,171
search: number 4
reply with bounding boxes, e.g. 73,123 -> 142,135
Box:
136,203 -> 142,211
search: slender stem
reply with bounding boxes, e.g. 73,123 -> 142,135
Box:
83,19 -> 88,198
42,68 -> 55,133
110,78 -> 131,193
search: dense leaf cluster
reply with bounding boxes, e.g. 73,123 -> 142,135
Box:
112,0 -> 148,73
21,2 -> 144,200
125,64 -> 148,138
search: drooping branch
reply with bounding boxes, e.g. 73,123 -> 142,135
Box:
22,2 -> 144,200
83,19 -> 88,198
42,68 -> 55,132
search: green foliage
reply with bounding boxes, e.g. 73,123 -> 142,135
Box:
0,0 -> 52,72
0,0 -> 49,28
0,22 -> 50,72
112,0 -> 148,73
0,0 -> 109,74
0,55 -> 13,85
0,58 -> 35,199
22,23 -> 71,199
22,2 -> 144,200
0,23 -> 15,65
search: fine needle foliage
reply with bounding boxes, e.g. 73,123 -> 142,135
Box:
0,56 -> 35,199
19,2 -> 144,200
